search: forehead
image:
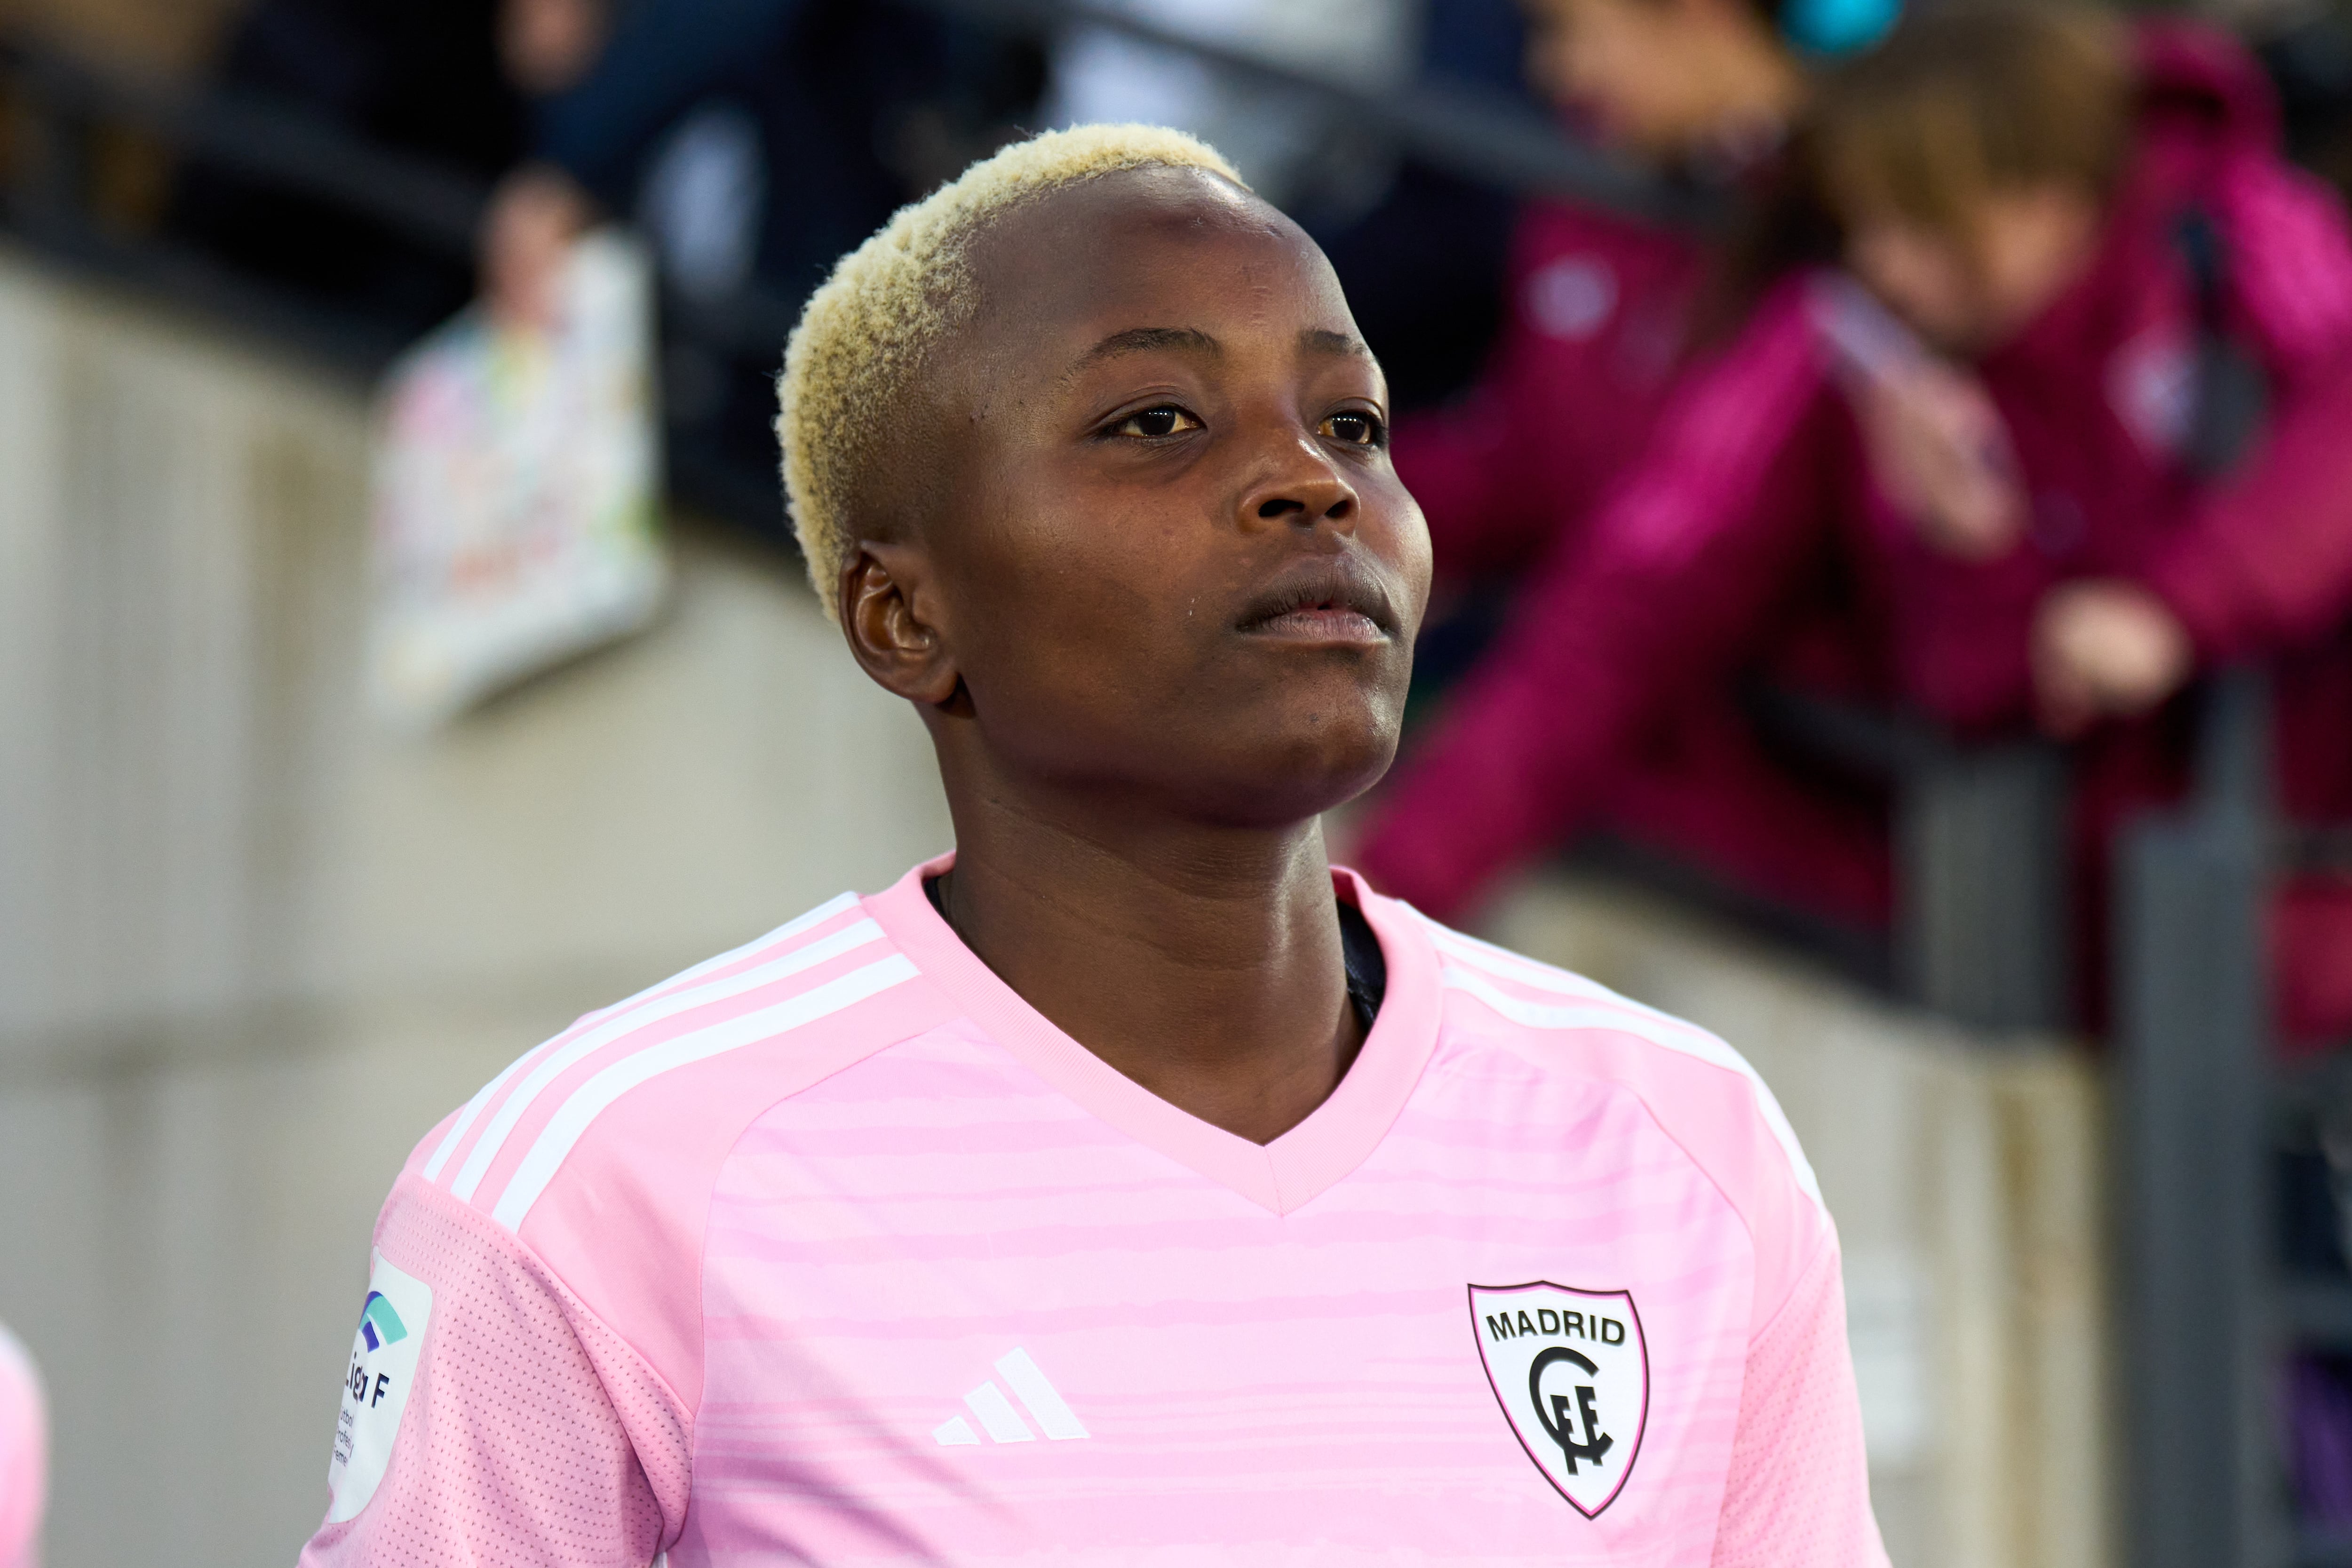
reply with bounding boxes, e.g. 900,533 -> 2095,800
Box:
954,167 -> 1357,376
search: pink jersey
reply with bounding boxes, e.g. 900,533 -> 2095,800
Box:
0,1323 -> 45,1568
299,857 -> 1884,1566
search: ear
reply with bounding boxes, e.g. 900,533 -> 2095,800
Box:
840,541 -> 963,708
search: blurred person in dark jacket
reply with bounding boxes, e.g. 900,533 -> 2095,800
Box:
171,0 -> 524,335
173,0 -> 1036,526
485,0 -> 1039,527
1363,0 -> 1886,907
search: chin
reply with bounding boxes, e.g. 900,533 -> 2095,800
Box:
1195,705 -> 1403,827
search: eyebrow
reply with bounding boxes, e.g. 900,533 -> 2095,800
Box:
1064,324 -> 1376,380
1300,327 -> 1374,362
1066,326 -> 1222,377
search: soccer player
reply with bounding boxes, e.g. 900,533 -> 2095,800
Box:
299,124 -> 1883,1565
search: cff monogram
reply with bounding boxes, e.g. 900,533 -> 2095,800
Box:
1468,1281 -> 1649,1517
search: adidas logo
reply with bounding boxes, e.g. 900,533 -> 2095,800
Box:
932,1347 -> 1089,1446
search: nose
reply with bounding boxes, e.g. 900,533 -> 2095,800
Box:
1238,433 -> 1359,533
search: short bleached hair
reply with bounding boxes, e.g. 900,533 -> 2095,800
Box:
777,124 -> 1245,617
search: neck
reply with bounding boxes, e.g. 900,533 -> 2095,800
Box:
930,758 -> 1362,1146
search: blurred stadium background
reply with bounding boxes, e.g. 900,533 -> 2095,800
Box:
2,0 -> 2350,1563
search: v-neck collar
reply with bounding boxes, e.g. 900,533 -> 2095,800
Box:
865,852 -> 1443,1217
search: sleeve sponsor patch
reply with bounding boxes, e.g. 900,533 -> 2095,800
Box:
326,1251 -> 432,1523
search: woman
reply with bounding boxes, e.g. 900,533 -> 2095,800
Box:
298,124 -> 1881,1565
1398,0 -> 1886,582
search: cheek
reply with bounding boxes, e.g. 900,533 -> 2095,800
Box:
957,495 -> 1221,709
1375,490 -> 1435,639
1573,40 -> 1660,129
1978,217 -> 2074,329
1851,238 -> 1968,339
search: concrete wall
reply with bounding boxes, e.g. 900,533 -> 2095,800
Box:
0,247 -> 2107,1567
0,249 -> 954,1565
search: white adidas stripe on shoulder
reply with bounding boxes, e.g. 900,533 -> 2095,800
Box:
489,953 -> 921,1230
448,912 -> 886,1202
619,891 -> 864,1011
1422,917 -> 1821,1205
423,893 -> 861,1182
1430,924 -> 1698,1032
423,1044 -> 536,1182
426,892 -> 865,1192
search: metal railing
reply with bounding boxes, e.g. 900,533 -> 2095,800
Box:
2115,672 -> 2280,1568
0,11 -> 2068,1035
921,0 -> 1717,227
0,39 -> 487,366
0,4 -> 1705,360
0,6 -> 1709,533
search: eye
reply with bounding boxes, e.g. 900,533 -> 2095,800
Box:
1319,409 -> 1386,448
1106,405 -> 1203,439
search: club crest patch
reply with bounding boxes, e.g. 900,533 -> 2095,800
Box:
1468,1282 -> 1649,1516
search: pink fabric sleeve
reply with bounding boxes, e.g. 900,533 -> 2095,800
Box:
298,1176 -> 692,1568
1710,1239 -> 1888,1568
0,1324 -> 46,1568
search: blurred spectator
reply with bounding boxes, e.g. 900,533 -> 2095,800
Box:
170,0 -> 524,335
1041,0 -> 1418,214
1389,0 -> 1821,696
1310,0 -> 1534,412
1041,0 -> 1567,415
1358,6 -> 2352,1043
164,0 -> 1038,524
0,1324 -> 42,1568
486,0 -> 1039,525
501,0 -> 950,313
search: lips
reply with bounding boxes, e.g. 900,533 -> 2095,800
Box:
1235,556 -> 1398,647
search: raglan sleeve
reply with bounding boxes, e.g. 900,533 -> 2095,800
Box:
1711,1231 -> 1888,1568
296,1171 -> 692,1568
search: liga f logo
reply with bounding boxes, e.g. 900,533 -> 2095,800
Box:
1469,1282 -> 1649,1517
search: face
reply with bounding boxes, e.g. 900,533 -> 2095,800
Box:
843,168 -> 1430,831
1523,0 -> 1768,159
500,0 -> 610,94
1844,185 -> 2102,355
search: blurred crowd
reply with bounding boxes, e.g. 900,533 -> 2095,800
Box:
11,0 -> 2352,1555
1,0 -> 2350,1006
1359,0 -> 2352,1059
5,0 -> 2349,1045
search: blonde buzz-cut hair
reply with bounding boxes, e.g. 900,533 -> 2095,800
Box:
777,124 -> 1246,618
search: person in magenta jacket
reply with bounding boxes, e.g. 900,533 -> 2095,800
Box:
1395,0 -> 1907,939
1394,0 -> 1810,581
1358,7 -> 2352,1040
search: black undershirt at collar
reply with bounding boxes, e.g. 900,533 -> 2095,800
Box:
922,876 -> 1388,1030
